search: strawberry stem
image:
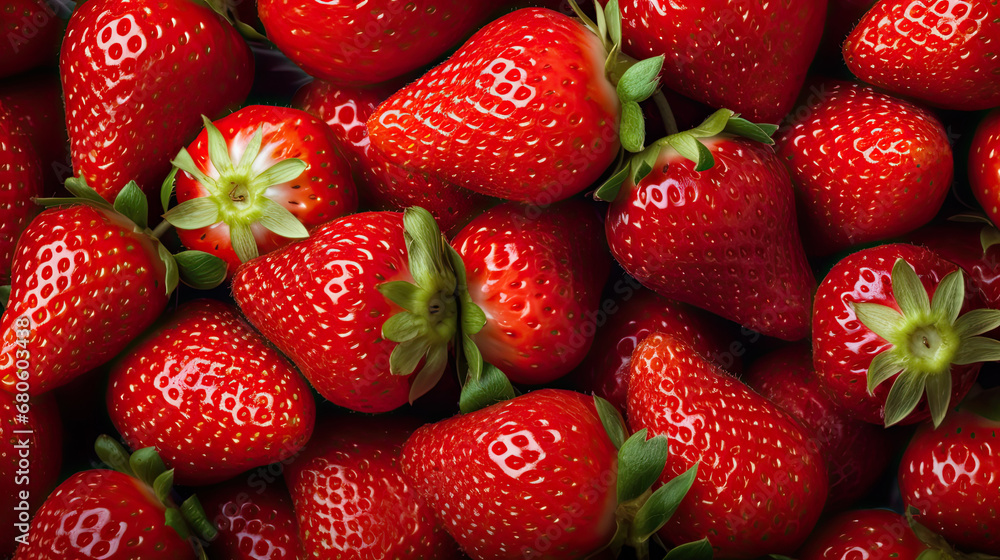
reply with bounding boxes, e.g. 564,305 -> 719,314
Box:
150,219 -> 173,240
652,90 -> 679,135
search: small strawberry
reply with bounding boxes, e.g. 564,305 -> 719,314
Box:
199,475 -> 304,560
60,0 -> 253,203
599,110 -> 815,340
843,0 -> 1000,110
0,0 -> 62,79
162,105 -> 358,277
619,0 -> 827,123
0,104 -> 43,283
971,108 -> 1000,226
450,198 -> 611,385
292,79 -> 496,233
284,416 -> 462,559
812,243 -> 1000,427
107,299 -> 316,486
797,509 -> 935,560
627,333 -> 829,558
0,71 -> 70,195
775,79 -> 953,256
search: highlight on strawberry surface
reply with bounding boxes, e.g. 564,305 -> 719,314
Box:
3,0 -> 1000,558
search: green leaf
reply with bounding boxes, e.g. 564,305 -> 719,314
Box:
403,206 -> 445,289
409,343 -> 449,403
594,395 -> 627,449
617,429 -> 668,504
113,181 -> 148,230
229,222 -> 258,263
235,19 -> 268,42
924,371 -> 952,428
157,242 -> 179,295
389,337 -> 431,376
594,164 -> 630,202
930,270 -> 964,325
171,148 -> 214,187
892,259 -> 931,317
180,495 -> 218,542
722,117 -> 777,144
867,350 -> 903,393
604,0 -> 621,46
462,333 -> 484,381
255,158 -> 307,187
160,166 -> 179,211
129,446 -> 168,488
259,198 -> 309,239
378,281 -> 421,313
620,101 -> 646,153
616,55 -> 663,103
203,115 -> 233,176
884,371 -> 928,426
954,308 -> 1000,338
594,0 -> 608,45
382,311 -> 426,343
0,285 -> 10,311
236,127 -> 264,176
982,226 -> 1000,253
853,302 -> 905,343
459,363 -> 515,414
663,538 -> 714,560
164,507 -> 192,542
162,197 -> 221,230
174,251 -> 227,289
952,336 -> 1000,365
93,435 -> 134,476
630,463 -> 699,542
666,134 -> 714,171
153,469 -> 175,504
631,144 -> 662,185
688,109 -> 734,138
64,176 -> 110,205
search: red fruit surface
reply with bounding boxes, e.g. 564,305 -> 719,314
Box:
605,135 -> 815,340
0,72 -> 70,195
797,509 -> 930,560
843,0 -> 1000,110
620,0 -> 827,123
971,109 -> 1000,227
368,8 -> 619,204
293,79 -> 495,233
0,0 -> 61,79
60,0 -> 253,202
627,333 -> 828,558
401,389 -> 619,559
199,476 -> 304,560
776,80 -> 953,255
0,107 -> 42,283
451,199 -> 610,384
907,221 -> 1000,309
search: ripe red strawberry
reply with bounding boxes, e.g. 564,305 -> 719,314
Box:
162,105 -> 358,277
60,0 -> 253,203
843,0 -> 1000,110
971,109 -> 1000,225
199,476 -> 304,560
0,72 -> 70,195
233,208 -> 462,413
107,299 -> 315,486
450,199 -> 610,385
258,0 -> 497,86
743,343 -> 891,511
898,387 -> 1000,555
292,79 -> 496,233
0,0 -> 62,79
284,416 -> 462,559
797,509 -> 933,560
812,243 -> 1000,428
619,0 -> 827,123
775,80 -> 953,256
627,333 -> 828,558
601,111 -> 815,341
907,220 -> 1000,309
0,105 -> 43,283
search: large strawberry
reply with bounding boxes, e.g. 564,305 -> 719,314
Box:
450,198 -> 610,385
107,299 -> 316,486
775,79 -> 953,256
971,109 -> 1000,226
0,105 -> 43,283
627,333 -> 829,558
0,0 -> 62,79
199,476 -> 304,560
599,110 -> 815,340
0,72 -> 70,195
619,0 -> 827,123
367,6 -> 666,203
843,0 -> 1000,110
812,243 -> 1000,427
258,0 -> 497,86
292,79 -> 496,232
161,105 -> 358,277
60,0 -> 253,204
797,509 -> 939,560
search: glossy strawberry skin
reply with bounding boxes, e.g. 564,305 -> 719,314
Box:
0,107 -> 43,283
285,416 -> 462,559
627,333 -> 828,558
451,199 -> 610,384
606,136 -> 815,341
60,0 -> 253,202
898,404 -> 1000,554
368,8 -> 620,204
812,243 -> 980,425
776,80 -> 953,256
620,0 -> 826,123
258,0 -> 496,86
843,0 -> 1000,110
107,299 -> 315,486
743,343 -> 891,512
971,109 -> 1000,227
907,221 -> 1000,309
293,79 -> 496,233
199,476 -> 304,560
14,469 -> 195,560
0,72 -> 70,195
401,389 -> 618,559
0,0 -> 62,79
0,205 -> 169,396
174,105 -> 358,276
232,212 -> 415,413
797,509 -> 929,560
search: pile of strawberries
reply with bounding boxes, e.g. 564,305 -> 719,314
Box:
1,0 -> 1000,558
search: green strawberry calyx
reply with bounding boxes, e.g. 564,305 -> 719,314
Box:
94,435 -> 216,559
161,116 -> 310,264
852,258 -> 1000,428
907,506 -> 1000,560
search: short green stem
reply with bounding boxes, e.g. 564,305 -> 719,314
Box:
652,90 -> 679,135
150,219 -> 173,239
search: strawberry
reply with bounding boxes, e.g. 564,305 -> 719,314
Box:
743,343 -> 891,512
619,0 -> 827,123
450,198 -> 610,385
812,243 -> 1000,428
898,387 -> 1000,555
775,79 -> 953,256
0,71 -> 70,195
258,0 -> 497,86
627,333 -> 829,558
14,437 -> 217,559
843,0 -> 1000,110
367,7 -> 666,203
797,509 -> 934,560
284,415 -> 462,559
292,79 -> 496,233
60,0 -> 253,204
199,476 -> 304,560
161,105 -> 358,277
907,219 -> 1000,310
0,104 -> 43,283
0,0 -> 62,79
971,108 -> 1000,226
599,110 -> 815,341
106,299 -> 316,486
